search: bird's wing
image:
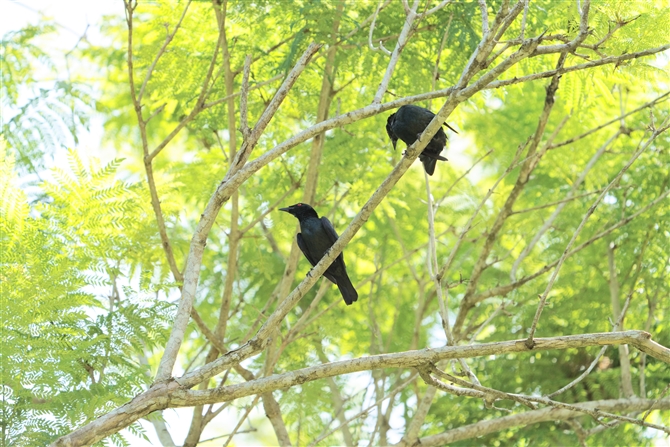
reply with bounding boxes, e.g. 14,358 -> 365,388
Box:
321,217 -> 345,266
320,217 -> 339,243
296,233 -> 318,267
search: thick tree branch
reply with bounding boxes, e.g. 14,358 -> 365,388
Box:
49,331 -> 670,446
170,331 -> 668,407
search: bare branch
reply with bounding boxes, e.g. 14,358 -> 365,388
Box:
137,1 -> 192,103
422,0 -> 454,17
49,331 -> 670,446
608,244 -> 635,398
547,346 -> 609,399
372,1 -> 420,104
417,397 -> 670,446
170,331 -> 669,408
478,0 -> 490,36
519,0 -> 529,40
239,54 -> 252,139
369,0 -> 393,55
487,44 -> 670,90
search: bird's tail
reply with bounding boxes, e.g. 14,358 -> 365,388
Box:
337,274 -> 358,305
420,156 -> 437,176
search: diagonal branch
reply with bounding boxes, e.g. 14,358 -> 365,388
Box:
153,42 -> 321,384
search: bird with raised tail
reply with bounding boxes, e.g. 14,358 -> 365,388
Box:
386,104 -> 458,176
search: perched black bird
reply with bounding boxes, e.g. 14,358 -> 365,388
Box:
280,203 -> 358,305
386,104 -> 457,175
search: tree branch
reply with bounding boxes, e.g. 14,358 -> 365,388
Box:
417,398 -> 670,446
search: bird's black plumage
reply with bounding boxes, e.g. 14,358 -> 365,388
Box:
280,203 -> 358,305
386,104 -> 456,175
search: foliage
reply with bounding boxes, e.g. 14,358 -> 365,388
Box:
0,145 -> 173,445
1,25 -> 95,175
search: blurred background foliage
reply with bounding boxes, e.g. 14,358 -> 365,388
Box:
1,0 -> 668,445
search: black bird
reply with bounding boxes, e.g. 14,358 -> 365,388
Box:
280,203 -> 358,305
386,104 -> 457,175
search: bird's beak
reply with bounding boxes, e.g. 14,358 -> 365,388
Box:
391,138 -> 397,151
279,207 -> 290,212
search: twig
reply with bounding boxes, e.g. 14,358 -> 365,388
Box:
436,149 -> 493,207
124,0 -> 186,283
511,189 -> 606,214
430,12 -> 453,103
137,1 -> 192,103
487,44 -> 670,91
309,373 -> 418,447
546,346 -> 609,398
641,383 -> 670,422
239,183 -> 300,234
510,130 -> 621,281
519,0 -> 529,40
607,243 -> 635,398
430,366 -> 536,409
240,55 -> 252,139
426,171 -> 481,385
204,74 -> 283,109
369,0 -> 392,55
222,395 -> 261,447
372,0 -> 419,104
552,92 -> 669,149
